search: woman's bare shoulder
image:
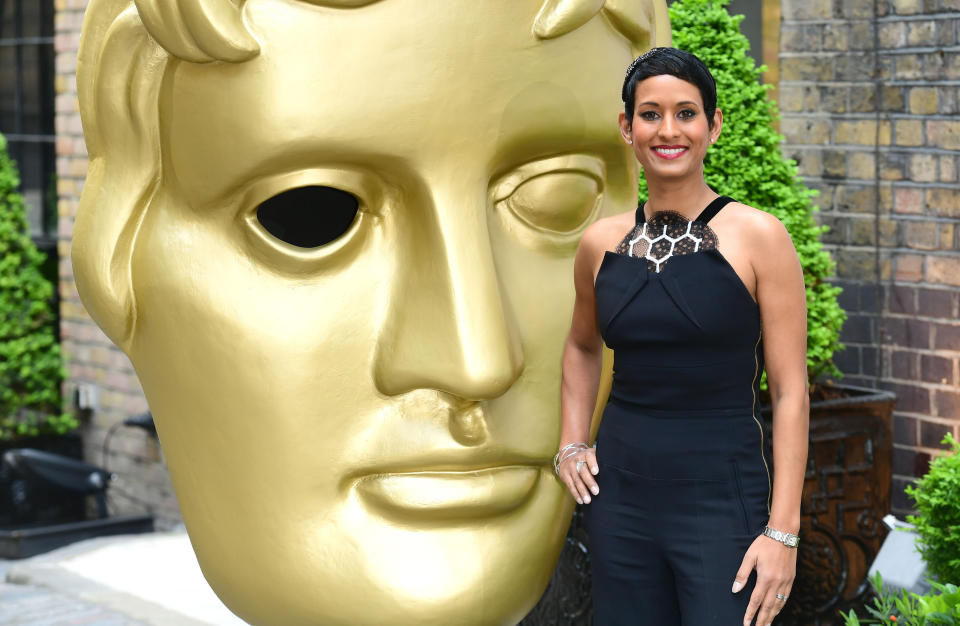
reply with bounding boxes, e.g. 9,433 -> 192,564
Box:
723,201 -> 791,241
580,210 -> 636,254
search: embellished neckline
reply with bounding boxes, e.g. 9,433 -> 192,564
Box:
614,210 -> 719,274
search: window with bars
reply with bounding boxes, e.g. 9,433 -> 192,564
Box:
0,0 -> 56,251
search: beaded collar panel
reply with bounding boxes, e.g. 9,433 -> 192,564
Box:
614,210 -> 719,274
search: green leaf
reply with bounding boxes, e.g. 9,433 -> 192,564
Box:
0,132 -> 73,441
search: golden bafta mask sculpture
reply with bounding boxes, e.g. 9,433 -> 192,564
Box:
73,1 -> 669,624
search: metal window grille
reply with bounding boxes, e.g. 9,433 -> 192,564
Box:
0,0 -> 56,252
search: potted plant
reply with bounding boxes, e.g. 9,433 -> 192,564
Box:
0,132 -> 79,524
841,437 -> 960,624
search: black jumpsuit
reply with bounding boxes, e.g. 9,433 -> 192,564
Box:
585,196 -> 771,625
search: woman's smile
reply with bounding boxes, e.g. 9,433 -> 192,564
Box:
652,145 -> 689,159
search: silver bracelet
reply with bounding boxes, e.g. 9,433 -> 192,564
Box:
553,442 -> 588,476
762,525 -> 799,548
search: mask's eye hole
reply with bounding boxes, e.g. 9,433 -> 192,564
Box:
256,186 -> 359,248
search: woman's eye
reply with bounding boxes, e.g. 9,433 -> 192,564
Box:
500,171 -> 601,233
256,185 -> 359,248
678,109 -> 697,119
639,111 -> 659,121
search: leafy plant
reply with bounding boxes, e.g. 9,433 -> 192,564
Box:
642,0 -> 846,383
906,434 -> 960,584
840,572 -> 960,625
0,132 -> 76,440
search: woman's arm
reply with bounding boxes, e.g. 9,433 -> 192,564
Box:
735,210 -> 809,626
756,214 -> 810,536
557,223 -> 606,504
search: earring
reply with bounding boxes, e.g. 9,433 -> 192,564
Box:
627,139 -> 633,144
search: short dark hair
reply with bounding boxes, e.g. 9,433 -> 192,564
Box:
621,47 -> 718,129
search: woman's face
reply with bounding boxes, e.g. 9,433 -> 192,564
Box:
619,74 -> 721,180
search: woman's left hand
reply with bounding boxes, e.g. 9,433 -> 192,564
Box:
732,534 -> 797,625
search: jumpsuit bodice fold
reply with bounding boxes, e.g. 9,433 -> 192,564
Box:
594,196 -> 763,413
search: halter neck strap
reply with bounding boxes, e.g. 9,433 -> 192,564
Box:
635,195 -> 735,224
695,195 -> 735,224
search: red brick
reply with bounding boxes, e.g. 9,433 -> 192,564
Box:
921,419 -> 954,447
894,254 -> 924,281
885,382 -> 931,413
834,345 -> 861,375
862,347 -> 880,377
869,286 -> 888,312
921,354 -> 954,384
894,187 -> 924,214
935,390 -> 960,419
894,447 -> 932,476
918,288 -> 956,318
927,256 -> 960,286
894,414 -> 919,446
927,120 -> 960,150
888,285 -> 917,314
881,317 -> 931,348
891,350 -> 919,379
934,323 -> 960,350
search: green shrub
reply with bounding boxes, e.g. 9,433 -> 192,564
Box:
0,132 -> 76,440
840,572 -> 960,625
906,433 -> 960,584
640,0 -> 846,383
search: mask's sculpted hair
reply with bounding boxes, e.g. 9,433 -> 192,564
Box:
132,0 -> 670,63
74,0 -> 669,347
132,0 -> 385,63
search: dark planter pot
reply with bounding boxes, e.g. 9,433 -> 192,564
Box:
521,383 -> 896,626
768,383 -> 896,626
0,432 -> 86,528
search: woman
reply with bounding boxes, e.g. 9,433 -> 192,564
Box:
557,48 -> 809,625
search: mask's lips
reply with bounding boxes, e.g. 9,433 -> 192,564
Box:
354,465 -> 543,520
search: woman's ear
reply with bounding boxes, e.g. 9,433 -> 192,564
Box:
711,108 -> 724,142
618,111 -> 633,144
74,2 -> 168,351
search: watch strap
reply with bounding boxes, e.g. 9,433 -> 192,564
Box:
762,525 -> 799,548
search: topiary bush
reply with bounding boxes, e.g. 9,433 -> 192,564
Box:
0,132 -> 76,440
639,0 -> 846,384
906,433 -> 960,585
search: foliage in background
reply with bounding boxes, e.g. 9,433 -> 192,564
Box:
841,572 -> 960,625
640,0 -> 846,383
906,434 -> 960,584
0,133 -> 76,440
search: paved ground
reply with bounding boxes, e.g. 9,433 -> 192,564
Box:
0,531 -> 247,625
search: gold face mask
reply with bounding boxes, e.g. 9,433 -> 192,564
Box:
73,1 -> 669,623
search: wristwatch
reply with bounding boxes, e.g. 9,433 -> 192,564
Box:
762,525 -> 800,548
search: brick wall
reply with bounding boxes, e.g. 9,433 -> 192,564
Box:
779,0 -> 960,516
54,0 -> 181,528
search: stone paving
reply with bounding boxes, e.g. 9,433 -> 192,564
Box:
0,533 -> 245,626
0,581 -> 147,626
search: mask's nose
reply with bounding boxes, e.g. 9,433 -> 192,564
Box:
373,185 -> 525,403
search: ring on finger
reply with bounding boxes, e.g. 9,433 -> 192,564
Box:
576,460 -> 585,473
776,593 -> 787,601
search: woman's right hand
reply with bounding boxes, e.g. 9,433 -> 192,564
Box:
558,446 -> 600,504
